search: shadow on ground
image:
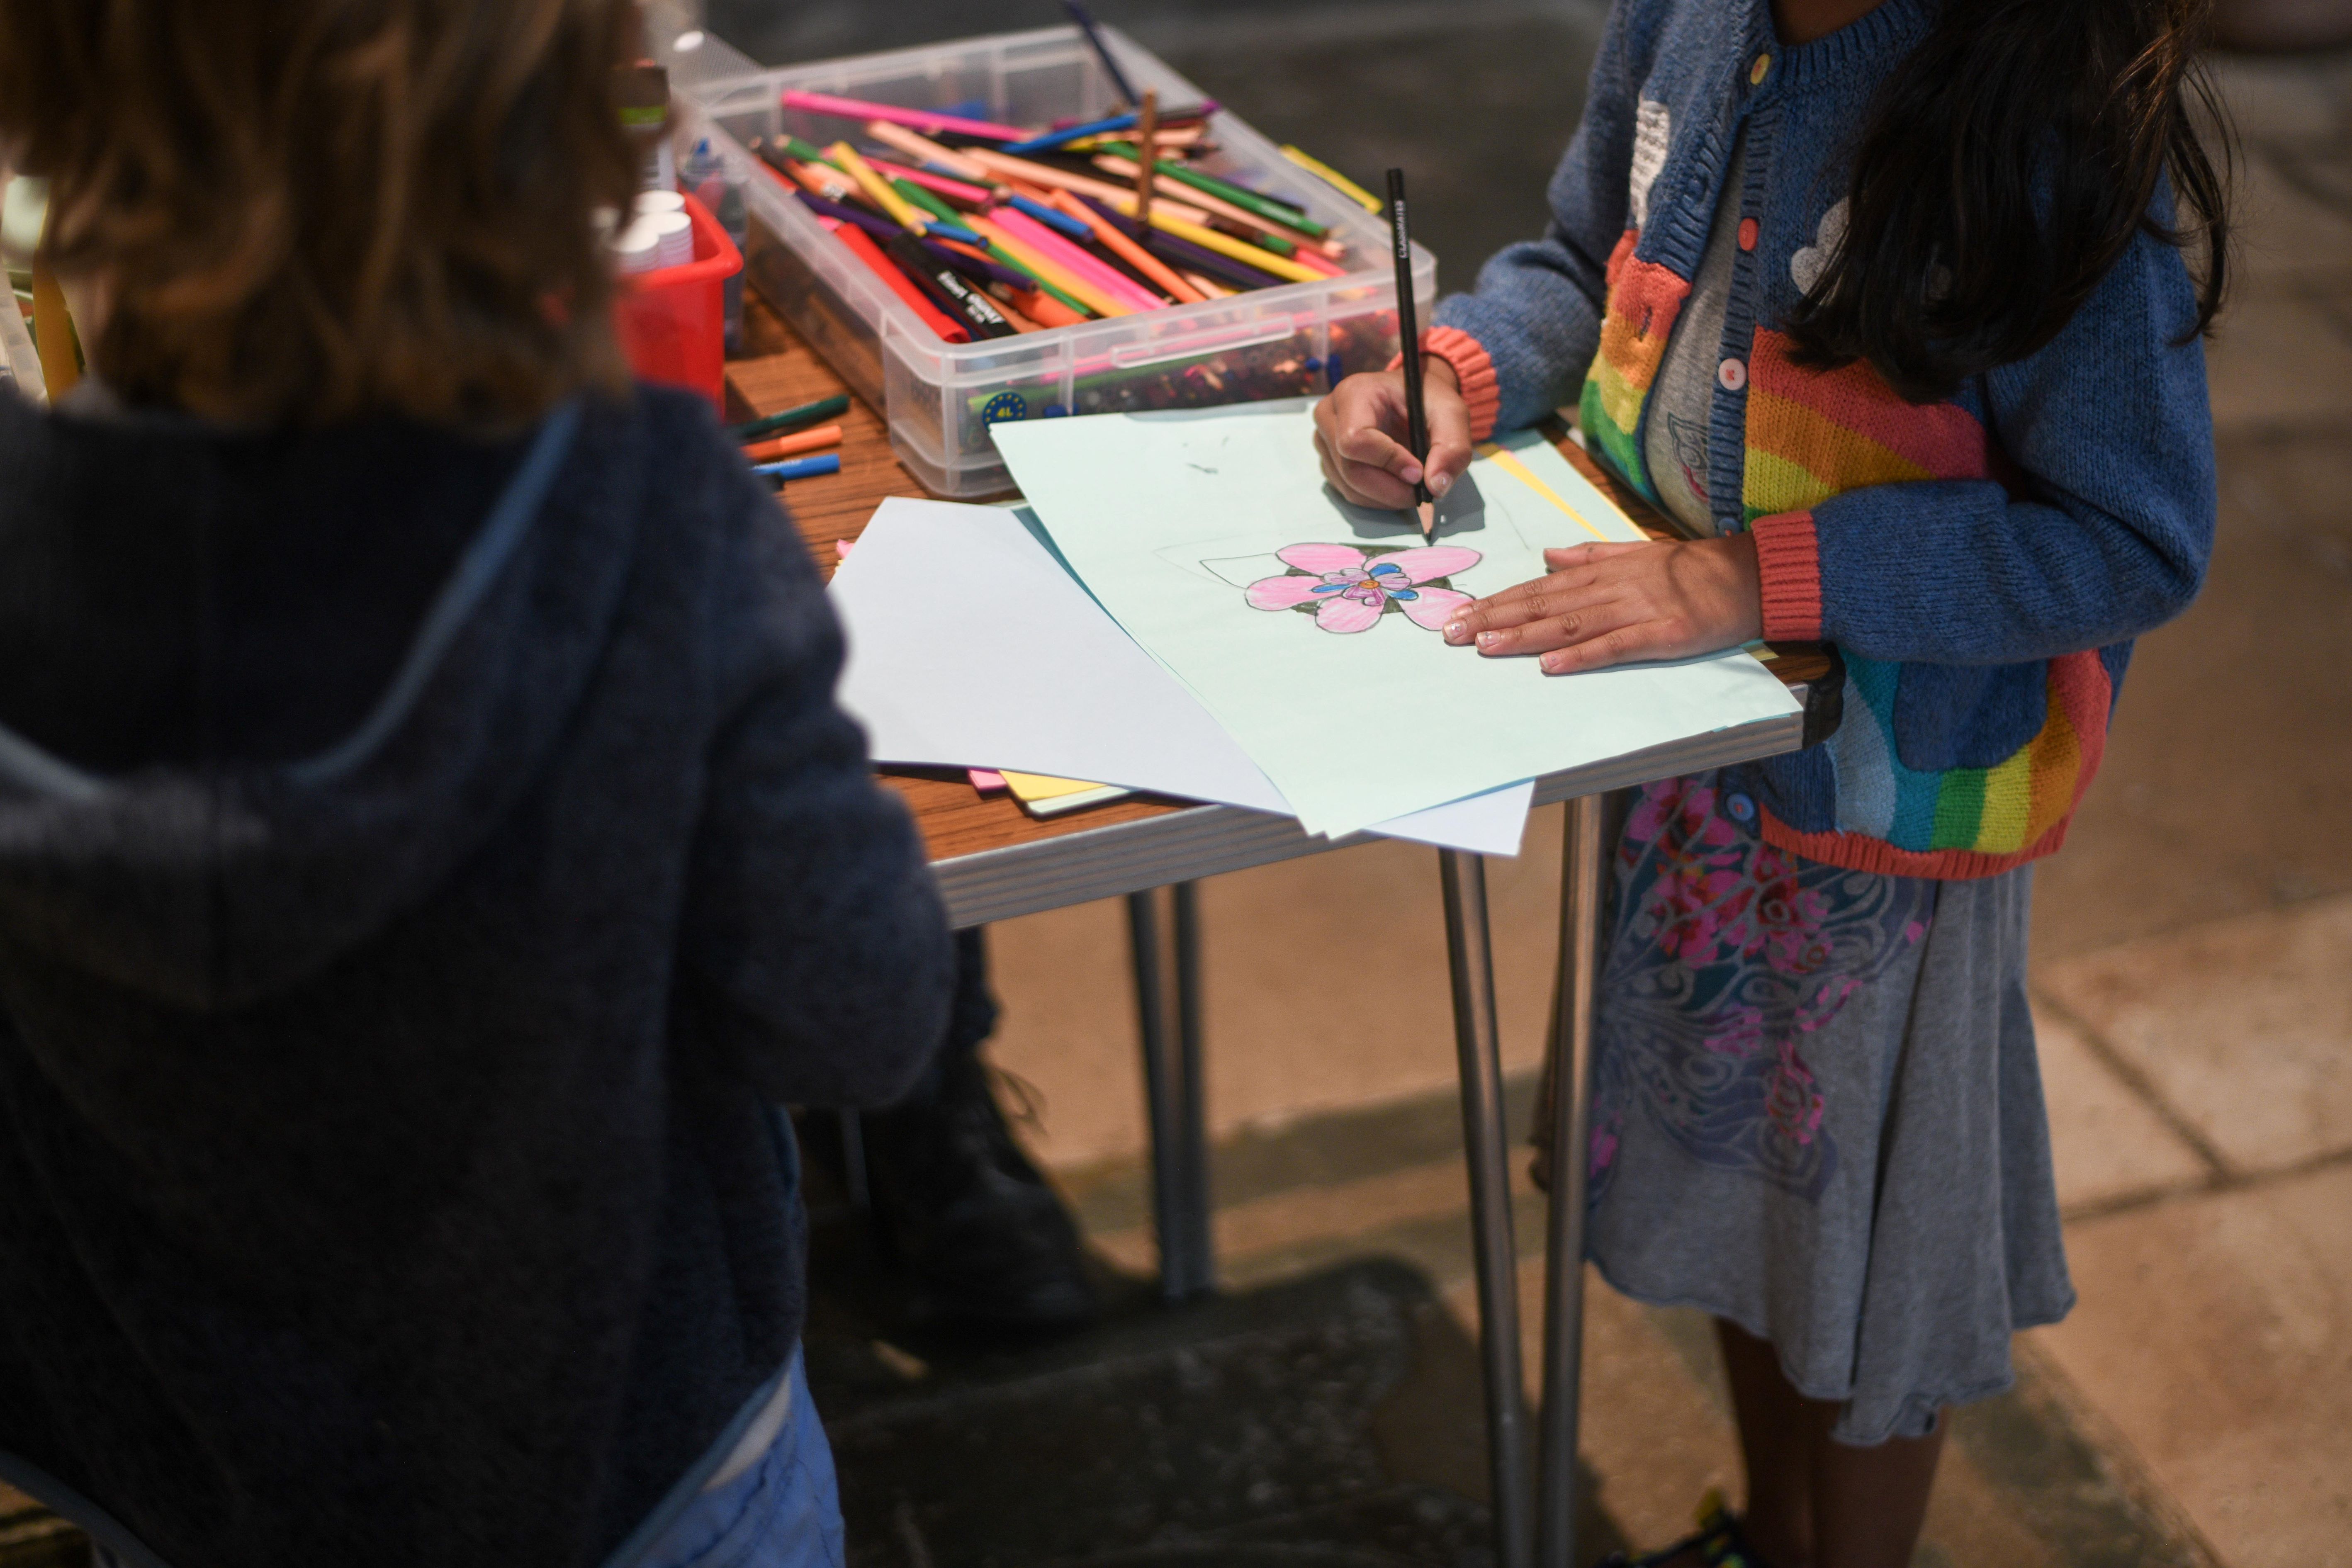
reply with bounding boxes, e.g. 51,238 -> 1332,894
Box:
803,1245 -> 1625,1568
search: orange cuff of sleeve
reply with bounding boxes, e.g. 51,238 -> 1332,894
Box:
1385,326 -> 1501,443
1750,511 -> 1824,642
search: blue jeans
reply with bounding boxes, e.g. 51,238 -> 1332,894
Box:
634,1354 -> 845,1568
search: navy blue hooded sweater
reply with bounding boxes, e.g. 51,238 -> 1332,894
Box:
0,383 -> 953,1567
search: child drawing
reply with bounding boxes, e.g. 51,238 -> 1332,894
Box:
1310,0 -> 2227,1555
1244,542 -> 1481,634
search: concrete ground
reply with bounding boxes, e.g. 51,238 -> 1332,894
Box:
7,15 -> 2348,1568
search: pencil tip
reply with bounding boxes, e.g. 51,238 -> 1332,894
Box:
1417,500 -> 1435,539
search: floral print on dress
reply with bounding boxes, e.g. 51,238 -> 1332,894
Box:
1590,776 -> 1935,1203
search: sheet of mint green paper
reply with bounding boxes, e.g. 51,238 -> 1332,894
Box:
992,401 -> 1799,837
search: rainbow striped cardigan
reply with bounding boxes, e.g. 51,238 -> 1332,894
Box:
1429,0 -> 2215,879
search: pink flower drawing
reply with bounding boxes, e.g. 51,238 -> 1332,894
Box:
1244,543 -> 1481,634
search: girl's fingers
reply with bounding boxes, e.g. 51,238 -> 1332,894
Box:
1535,620 -> 1673,674
1542,541 -> 1651,569
1463,596 -> 1645,659
1335,421 -> 1423,485
1313,425 -> 1417,510
1420,380 -> 1474,498
1313,372 -> 1424,507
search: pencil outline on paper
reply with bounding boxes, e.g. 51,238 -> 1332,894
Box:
1243,543 -> 1481,634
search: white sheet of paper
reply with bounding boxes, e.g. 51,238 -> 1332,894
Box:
992,402 -> 1801,836
829,498 -> 1534,855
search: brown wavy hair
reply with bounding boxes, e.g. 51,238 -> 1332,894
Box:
0,0 -> 642,427
1785,0 -> 2232,404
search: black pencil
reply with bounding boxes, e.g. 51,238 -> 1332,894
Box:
1386,168 -> 1434,539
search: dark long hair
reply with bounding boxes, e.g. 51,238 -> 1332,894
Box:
1785,0 -> 2232,404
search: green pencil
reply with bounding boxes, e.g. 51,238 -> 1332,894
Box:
1097,143 -> 1327,238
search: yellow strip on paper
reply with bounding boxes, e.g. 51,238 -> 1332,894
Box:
1477,443 -> 1612,542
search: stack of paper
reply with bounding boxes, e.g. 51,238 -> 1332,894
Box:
990,402 -> 1799,837
830,498 -> 1536,855
831,400 -> 1799,856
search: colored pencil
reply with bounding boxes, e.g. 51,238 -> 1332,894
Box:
989,206 -> 1166,312
1047,189 -> 1205,303
1015,287 -> 1089,328
1387,168 -> 1433,537
1074,196 -> 1289,290
965,213 -> 1128,318
1096,146 -> 1324,236
728,394 -> 849,442
741,423 -> 844,461
829,140 -> 928,234
1000,192 -> 1087,240
953,229 -> 1097,320
1002,112 -> 1140,157
781,90 -> 1028,143
792,189 -> 927,249
890,177 -> 966,227
1087,153 -> 1336,255
961,148 -> 1211,226
870,159 -> 992,209
1115,200 -> 1325,282
1281,145 -> 1383,213
920,236 -> 1035,291
863,121 -> 993,182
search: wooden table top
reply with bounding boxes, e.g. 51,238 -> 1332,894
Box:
723,299 -> 1831,868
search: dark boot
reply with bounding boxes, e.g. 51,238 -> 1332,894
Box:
859,929 -> 1099,1335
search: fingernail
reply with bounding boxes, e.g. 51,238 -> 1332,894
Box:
1443,620 -> 1467,643
1539,653 -> 1562,674
1401,464 -> 1423,484
1430,472 -> 1452,496
1476,631 -> 1500,650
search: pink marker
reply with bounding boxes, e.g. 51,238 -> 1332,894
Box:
781,90 -> 1030,145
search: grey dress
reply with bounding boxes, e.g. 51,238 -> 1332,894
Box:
1581,134 -> 2074,1445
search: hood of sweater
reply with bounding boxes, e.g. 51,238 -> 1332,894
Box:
0,387 -> 643,1011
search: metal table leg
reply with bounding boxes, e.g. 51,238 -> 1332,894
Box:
1537,793 -> 1610,1568
1128,884 -> 1213,1302
1438,850 -> 1534,1568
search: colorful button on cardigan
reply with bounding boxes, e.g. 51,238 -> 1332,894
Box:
1424,0 -> 2216,880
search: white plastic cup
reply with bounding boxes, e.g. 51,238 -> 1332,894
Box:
613,216 -> 663,275
649,210 -> 693,269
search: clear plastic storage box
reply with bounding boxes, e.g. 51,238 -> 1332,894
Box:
666,24 -> 1435,498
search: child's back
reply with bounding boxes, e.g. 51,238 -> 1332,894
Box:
0,378 -> 952,1568
0,3 -> 953,1563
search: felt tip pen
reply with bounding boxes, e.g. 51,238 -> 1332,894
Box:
752,453 -> 842,482
884,234 -> 1021,338
728,393 -> 849,442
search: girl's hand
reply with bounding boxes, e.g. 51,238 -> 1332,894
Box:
1442,535 -> 1765,673
1313,361 -> 1473,510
